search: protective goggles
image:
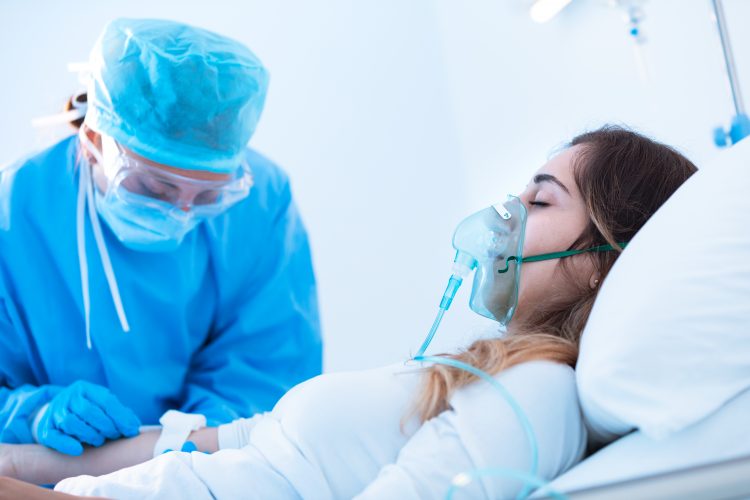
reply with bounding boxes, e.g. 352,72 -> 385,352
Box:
97,134 -> 253,218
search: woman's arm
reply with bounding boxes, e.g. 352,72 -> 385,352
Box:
355,362 -> 585,499
1,427 -> 218,485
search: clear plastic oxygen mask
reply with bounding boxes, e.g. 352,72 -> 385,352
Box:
415,194 -> 627,356
415,195 -> 526,356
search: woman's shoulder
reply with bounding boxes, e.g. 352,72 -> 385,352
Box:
243,147 -> 290,196
3,136 -> 78,176
211,147 -> 294,226
448,360 -> 586,477
499,359 -> 576,388
449,360 -> 579,424
455,360 -> 576,400
1,136 -> 79,232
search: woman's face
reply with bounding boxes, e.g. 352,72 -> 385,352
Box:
511,145 -> 596,326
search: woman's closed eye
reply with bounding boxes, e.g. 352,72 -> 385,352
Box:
529,200 -> 550,207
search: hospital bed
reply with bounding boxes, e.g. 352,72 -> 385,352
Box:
546,455 -> 750,499
533,382 -> 750,498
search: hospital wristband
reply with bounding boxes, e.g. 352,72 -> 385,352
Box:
152,410 -> 206,458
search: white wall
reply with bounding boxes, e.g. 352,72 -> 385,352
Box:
0,0 -> 747,372
434,0 -> 750,204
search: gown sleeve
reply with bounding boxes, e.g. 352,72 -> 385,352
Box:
0,276 -> 61,444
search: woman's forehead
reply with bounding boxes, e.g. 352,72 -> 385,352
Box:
531,146 -> 582,193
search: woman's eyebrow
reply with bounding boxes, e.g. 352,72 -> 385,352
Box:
533,173 -> 571,196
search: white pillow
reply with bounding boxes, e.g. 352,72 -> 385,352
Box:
576,138 -> 750,444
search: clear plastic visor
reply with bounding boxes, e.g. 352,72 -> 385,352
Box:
99,135 -> 253,216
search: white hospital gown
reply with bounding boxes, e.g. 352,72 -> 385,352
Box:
56,360 -> 586,499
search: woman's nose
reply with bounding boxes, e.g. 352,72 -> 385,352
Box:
175,189 -> 200,211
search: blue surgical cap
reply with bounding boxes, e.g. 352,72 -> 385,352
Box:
84,18 -> 269,173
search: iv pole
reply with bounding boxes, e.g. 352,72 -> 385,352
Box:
711,0 -> 750,147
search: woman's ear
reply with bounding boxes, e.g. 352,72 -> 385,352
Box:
81,125 -> 102,150
589,273 -> 601,289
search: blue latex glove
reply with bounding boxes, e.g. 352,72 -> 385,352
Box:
34,381 -> 141,455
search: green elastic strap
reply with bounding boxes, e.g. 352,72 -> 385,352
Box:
498,242 -> 628,274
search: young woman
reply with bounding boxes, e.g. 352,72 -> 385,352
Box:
0,127 -> 697,499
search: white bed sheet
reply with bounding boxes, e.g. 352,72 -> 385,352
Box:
534,387 -> 750,497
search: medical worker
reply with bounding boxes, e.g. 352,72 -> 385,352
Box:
0,18 -> 322,456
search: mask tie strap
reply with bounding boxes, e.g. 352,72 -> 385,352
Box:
84,158 -> 131,334
77,132 -> 131,350
76,151 -> 93,349
497,242 -> 629,274
522,242 -> 629,263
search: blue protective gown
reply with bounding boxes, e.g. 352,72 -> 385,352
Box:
0,136 -> 322,443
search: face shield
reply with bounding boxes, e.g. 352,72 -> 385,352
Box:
79,129 -> 253,252
97,134 -> 253,219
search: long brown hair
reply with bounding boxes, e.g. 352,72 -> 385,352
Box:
411,125 -> 698,422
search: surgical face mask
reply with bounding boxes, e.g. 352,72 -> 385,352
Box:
79,130 -> 253,251
93,188 -> 200,252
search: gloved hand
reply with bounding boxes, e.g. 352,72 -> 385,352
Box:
33,381 -> 141,455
